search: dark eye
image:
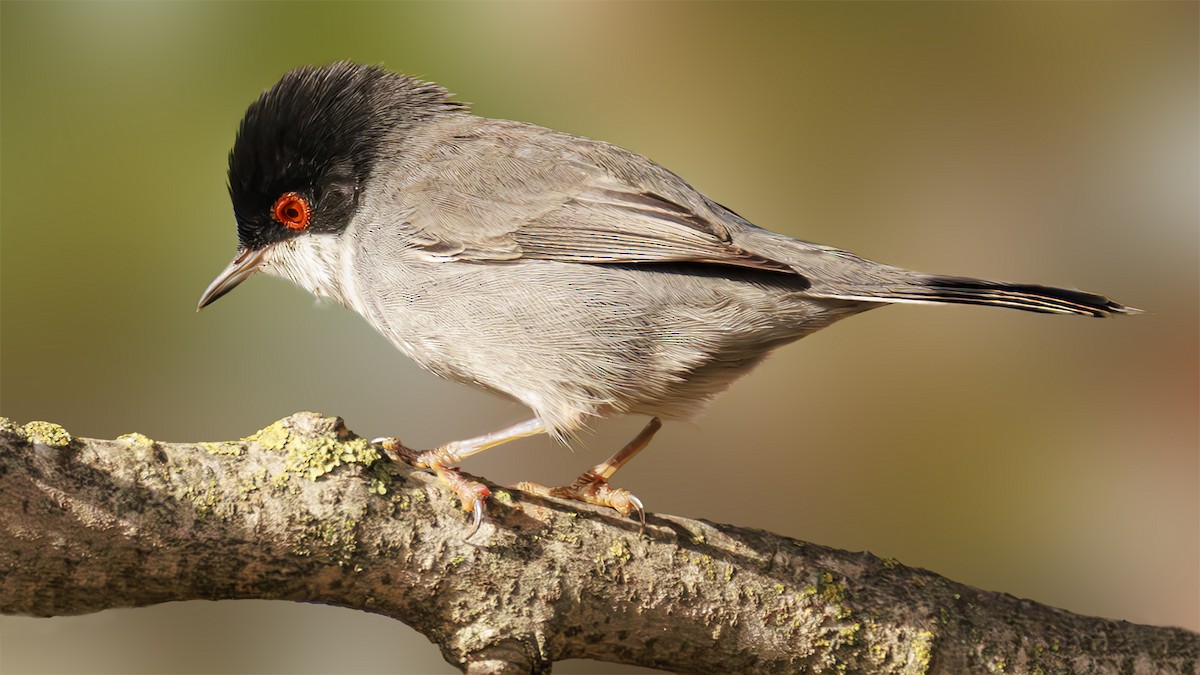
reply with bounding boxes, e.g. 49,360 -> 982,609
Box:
272,192 -> 311,230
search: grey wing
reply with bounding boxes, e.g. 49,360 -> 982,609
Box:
392,117 -> 800,275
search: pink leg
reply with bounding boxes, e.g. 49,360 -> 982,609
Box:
519,417 -> 661,526
376,418 -> 547,539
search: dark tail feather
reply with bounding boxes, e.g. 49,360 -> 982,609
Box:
901,275 -> 1138,317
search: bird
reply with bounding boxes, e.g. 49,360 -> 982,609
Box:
198,61 -> 1135,538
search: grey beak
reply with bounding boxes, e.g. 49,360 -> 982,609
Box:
197,246 -> 270,311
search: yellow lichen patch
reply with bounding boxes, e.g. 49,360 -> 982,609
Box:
315,517 -> 361,565
554,529 -> 580,544
687,553 -> 718,580
369,476 -> 388,495
0,417 -> 20,434
840,621 -> 862,645
187,479 -> 221,514
819,572 -> 846,604
805,571 -> 853,622
248,419 -> 292,451
911,630 -> 935,673
118,432 -> 157,449
248,418 -> 382,482
23,421 -> 72,447
607,539 -> 631,564
396,490 -> 427,510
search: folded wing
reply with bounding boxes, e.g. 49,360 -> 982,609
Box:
394,119 -> 799,276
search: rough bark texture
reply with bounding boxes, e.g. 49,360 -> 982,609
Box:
0,412 -> 1195,674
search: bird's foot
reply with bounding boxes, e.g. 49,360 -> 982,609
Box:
374,436 -> 490,540
518,470 -> 645,528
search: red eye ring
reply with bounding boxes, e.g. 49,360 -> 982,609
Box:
272,192 -> 311,230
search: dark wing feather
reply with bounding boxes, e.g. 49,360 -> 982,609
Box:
513,186 -> 794,273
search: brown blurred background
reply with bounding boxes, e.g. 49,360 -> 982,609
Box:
1,2 -> 1196,673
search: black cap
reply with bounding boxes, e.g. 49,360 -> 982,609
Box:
227,61 -> 466,251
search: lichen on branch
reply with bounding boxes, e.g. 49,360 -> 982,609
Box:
1,413 -> 1196,674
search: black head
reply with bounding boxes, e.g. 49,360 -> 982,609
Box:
227,61 -> 466,252
199,63 -> 465,311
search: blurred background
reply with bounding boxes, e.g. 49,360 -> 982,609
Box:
2,2 -> 1196,673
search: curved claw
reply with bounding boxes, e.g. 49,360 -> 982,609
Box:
628,494 -> 646,531
464,497 -> 485,541
370,436 -> 389,445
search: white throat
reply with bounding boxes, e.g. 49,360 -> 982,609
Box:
261,234 -> 363,313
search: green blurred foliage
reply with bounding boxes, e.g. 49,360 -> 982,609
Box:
2,2 -> 1196,673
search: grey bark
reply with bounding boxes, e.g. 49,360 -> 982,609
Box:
0,412 -> 1195,674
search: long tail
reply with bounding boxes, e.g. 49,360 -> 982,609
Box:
823,273 -> 1138,317
735,230 -> 1138,317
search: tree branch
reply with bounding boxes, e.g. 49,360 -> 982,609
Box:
1,413 -> 1195,673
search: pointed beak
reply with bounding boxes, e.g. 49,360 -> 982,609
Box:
197,245 -> 270,311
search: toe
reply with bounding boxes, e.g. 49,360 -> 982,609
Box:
518,475 -> 646,523
515,480 -> 553,498
372,436 -> 421,465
